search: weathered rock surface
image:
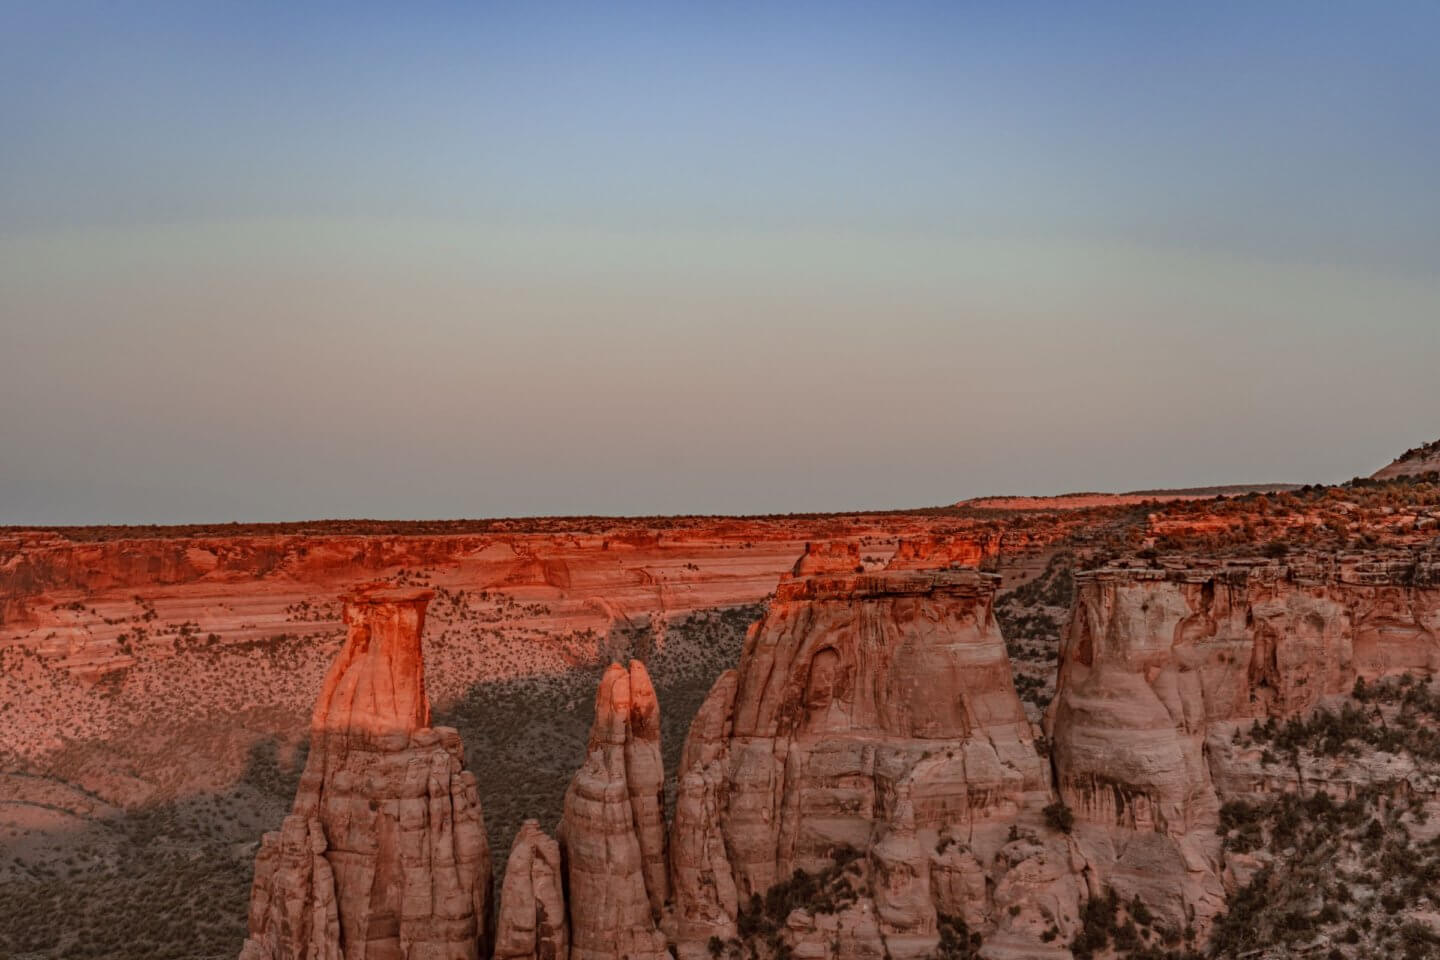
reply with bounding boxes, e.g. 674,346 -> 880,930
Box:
242,815 -> 342,960
790,540 -> 863,576
241,585 -> 492,960
312,584 -> 432,737
885,531 -> 1059,587
1046,557 -> 1440,934
494,821 -> 568,960
559,660 -> 671,960
670,567 -> 1076,959
885,535 -> 995,570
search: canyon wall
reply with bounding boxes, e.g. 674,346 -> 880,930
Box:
1047,556 -> 1440,935
0,529 -> 812,679
234,548 -> 1440,959
668,565 -> 1077,959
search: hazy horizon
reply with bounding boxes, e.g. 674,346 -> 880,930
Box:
4,2 -> 1438,524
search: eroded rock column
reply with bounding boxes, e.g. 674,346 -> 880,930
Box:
240,584 -> 492,960
559,660 -> 670,960
494,820 -> 568,960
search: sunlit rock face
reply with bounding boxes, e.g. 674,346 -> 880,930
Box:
669,567 -> 1075,960
310,585 -> 433,738
1046,558 -> 1440,934
230,549 -> 1440,960
725,569 -> 1048,888
240,585 -> 492,960
884,535 -> 995,570
789,540 -> 864,577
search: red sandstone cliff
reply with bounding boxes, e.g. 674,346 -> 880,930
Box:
885,535 -> 996,570
493,821 -> 568,960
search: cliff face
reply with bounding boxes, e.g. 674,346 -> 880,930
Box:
789,540 -> 864,576
885,535 -> 996,570
241,585 -> 492,960
311,586 -> 433,737
669,567 -> 1077,959
1046,557 -> 1440,934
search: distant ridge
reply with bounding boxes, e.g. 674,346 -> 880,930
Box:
959,483 -> 1303,512
1372,437 -> 1440,480
1120,483 -> 1305,497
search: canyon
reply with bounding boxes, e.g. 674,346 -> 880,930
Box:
234,540 -> 1440,960
3,469 -> 1440,959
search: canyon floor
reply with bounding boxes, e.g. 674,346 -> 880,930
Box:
2,466 -> 1438,960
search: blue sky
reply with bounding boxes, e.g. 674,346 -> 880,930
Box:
2,2 -> 1437,521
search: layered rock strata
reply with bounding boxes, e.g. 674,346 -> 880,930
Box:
669,567 -> 1076,960
494,821 -> 568,960
885,535 -> 995,570
1372,437 -> 1440,480
1046,556 -> 1440,934
790,540 -> 864,576
241,584 -> 492,960
235,551 -> 1440,960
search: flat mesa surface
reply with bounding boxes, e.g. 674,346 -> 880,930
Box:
961,483 -> 1302,511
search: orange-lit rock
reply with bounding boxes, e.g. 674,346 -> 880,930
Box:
240,587 -> 492,960
311,584 -> 433,737
885,535 -> 994,570
669,672 -> 740,957
790,540 -> 863,576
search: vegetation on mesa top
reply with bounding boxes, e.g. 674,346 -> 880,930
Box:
1394,438 -> 1440,464
8,431 -> 1436,543
4,459 -> 1436,550
1138,474 -> 1440,558
0,512 -> 932,542
1208,674 -> 1440,960
963,483 -> 1305,507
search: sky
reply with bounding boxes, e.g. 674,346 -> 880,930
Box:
2,1 -> 1438,523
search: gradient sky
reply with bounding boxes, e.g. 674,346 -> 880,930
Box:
3,1 -> 1438,523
